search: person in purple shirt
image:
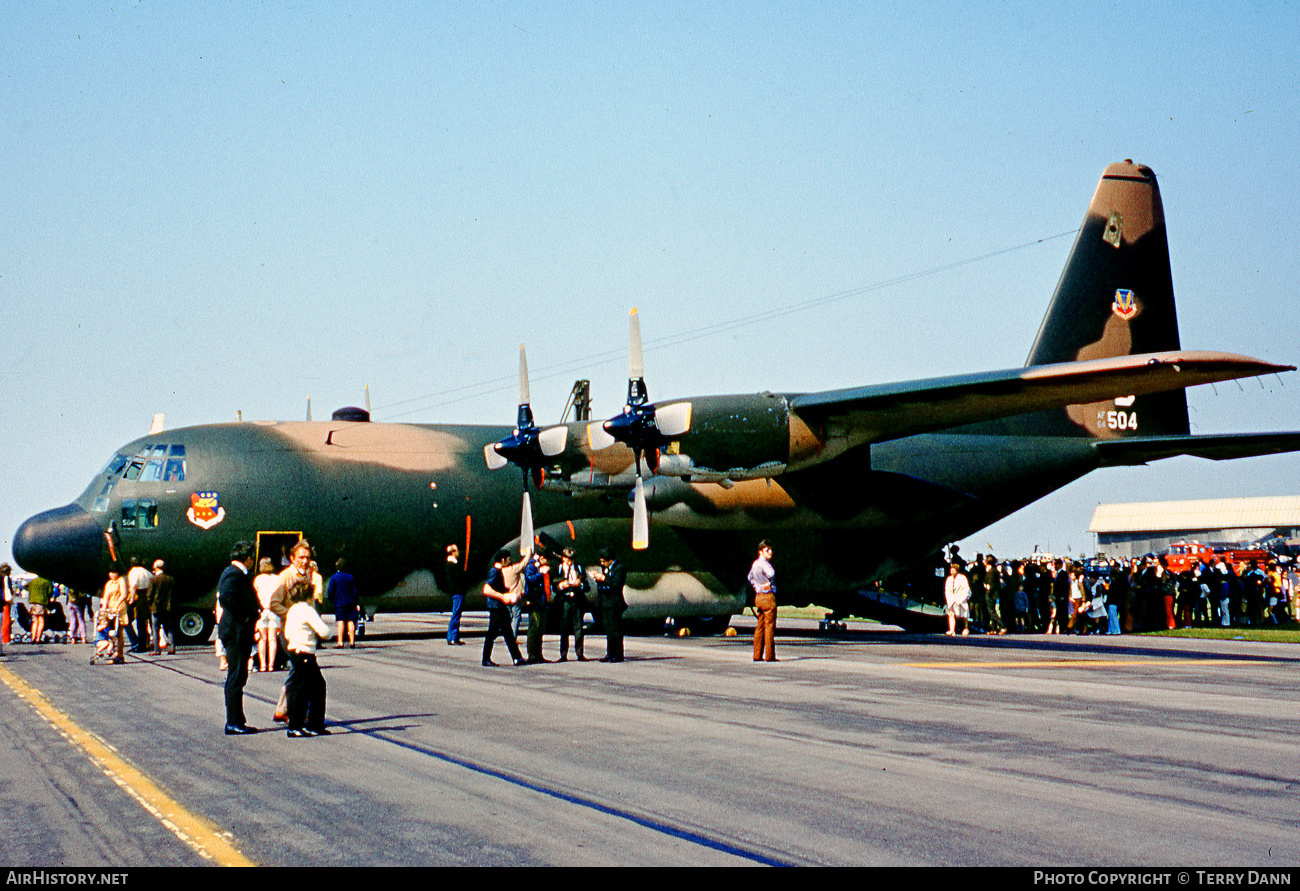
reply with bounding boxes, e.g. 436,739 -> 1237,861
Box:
327,558 -> 360,649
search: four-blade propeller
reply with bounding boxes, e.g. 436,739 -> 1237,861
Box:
486,311 -> 690,552
482,344 -> 568,550
587,308 -> 692,549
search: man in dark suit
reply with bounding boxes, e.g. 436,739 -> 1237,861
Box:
218,541 -> 259,734
148,559 -> 176,655
592,549 -> 627,663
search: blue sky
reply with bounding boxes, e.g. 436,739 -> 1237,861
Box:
4,2 -> 1298,567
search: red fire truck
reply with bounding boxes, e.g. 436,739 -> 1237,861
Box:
1163,541 -> 1273,573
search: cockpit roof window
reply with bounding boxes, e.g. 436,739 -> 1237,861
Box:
100,454 -> 129,477
169,444 -> 186,457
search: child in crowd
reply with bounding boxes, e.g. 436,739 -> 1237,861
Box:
89,607 -> 115,665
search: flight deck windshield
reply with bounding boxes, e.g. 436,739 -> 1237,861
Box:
90,443 -> 187,512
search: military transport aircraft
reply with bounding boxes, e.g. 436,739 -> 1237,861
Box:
14,161 -> 1300,643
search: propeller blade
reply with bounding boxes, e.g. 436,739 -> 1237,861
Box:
539,425 -> 568,456
628,307 -> 644,382
521,489 -> 535,552
631,473 -> 649,550
656,401 -> 692,437
518,343 -> 530,407
484,443 -> 508,470
587,422 -> 616,451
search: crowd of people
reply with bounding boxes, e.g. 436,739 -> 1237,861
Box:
2,536 -> 636,739
214,537 -> 633,739
217,539 -> 334,738
473,545 -> 628,666
8,536 -> 1297,740
935,547 -> 1299,636
0,558 -> 175,660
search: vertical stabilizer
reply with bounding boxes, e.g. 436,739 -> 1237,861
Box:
1022,161 -> 1189,437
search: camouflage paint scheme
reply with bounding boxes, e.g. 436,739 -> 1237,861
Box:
15,162 -> 1300,640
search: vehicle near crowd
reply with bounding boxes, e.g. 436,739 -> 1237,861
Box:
14,162 -> 1300,644
1163,541 -> 1275,574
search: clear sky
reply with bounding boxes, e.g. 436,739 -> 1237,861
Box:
4,2 -> 1298,568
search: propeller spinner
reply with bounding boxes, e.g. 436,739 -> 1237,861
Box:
483,344 -> 568,549
587,308 -> 691,549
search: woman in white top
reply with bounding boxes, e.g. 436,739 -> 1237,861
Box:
944,562 -> 972,637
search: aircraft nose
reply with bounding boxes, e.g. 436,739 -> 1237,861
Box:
13,503 -> 106,591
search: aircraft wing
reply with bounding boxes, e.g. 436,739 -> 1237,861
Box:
787,351 -> 1294,448
1093,431 -> 1300,466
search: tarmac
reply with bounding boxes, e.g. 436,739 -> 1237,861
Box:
1,614 -> 1298,867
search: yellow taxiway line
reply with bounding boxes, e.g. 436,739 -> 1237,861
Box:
0,663 -> 255,867
903,658 -> 1257,669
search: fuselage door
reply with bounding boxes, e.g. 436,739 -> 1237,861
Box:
256,531 -> 303,573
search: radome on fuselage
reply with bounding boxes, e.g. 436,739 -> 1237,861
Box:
15,161 -> 1300,642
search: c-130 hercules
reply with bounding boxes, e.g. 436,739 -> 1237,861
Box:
15,161 -> 1300,642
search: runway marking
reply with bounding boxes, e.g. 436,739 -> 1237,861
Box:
368,728 -> 794,866
0,663 -> 255,867
903,658 -> 1258,669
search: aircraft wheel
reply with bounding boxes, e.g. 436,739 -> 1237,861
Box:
683,614 -> 733,636
176,609 -> 214,646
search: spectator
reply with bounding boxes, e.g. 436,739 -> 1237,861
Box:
284,579 -> 332,738
26,576 -> 52,644
328,558 -> 360,649
943,561 -> 971,637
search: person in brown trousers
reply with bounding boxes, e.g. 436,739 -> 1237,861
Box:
748,540 -> 777,662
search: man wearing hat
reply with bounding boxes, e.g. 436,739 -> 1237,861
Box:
591,549 -> 627,663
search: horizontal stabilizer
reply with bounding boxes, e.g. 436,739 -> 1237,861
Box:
789,351 -> 1293,449
1094,431 -> 1300,466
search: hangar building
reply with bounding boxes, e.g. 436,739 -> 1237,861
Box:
1088,496 -> 1300,559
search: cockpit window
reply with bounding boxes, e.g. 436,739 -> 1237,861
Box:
100,454 -> 129,477
118,444 -> 186,482
120,498 -> 158,529
91,480 -> 115,513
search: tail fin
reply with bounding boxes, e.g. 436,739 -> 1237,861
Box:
1021,160 -> 1189,437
